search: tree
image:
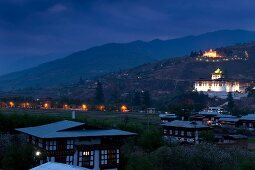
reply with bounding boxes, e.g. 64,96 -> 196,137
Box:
227,92 -> 234,112
79,76 -> 85,85
143,91 -> 151,108
2,144 -> 36,170
95,81 -> 104,104
133,91 -> 141,106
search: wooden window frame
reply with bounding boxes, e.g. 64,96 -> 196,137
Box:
78,150 -> 94,168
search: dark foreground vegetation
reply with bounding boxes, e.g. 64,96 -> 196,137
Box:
0,113 -> 255,170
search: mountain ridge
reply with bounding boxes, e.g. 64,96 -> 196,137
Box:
1,29 -> 255,90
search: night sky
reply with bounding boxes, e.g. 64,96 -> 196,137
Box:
1,0 -> 255,75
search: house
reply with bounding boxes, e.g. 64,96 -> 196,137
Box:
239,114 -> 255,130
161,120 -> 210,144
16,120 -> 136,170
159,113 -> 177,123
218,117 -> 239,127
190,107 -> 224,124
215,134 -> 248,149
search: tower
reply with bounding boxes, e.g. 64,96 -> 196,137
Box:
211,68 -> 224,80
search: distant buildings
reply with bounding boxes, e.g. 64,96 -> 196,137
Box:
194,68 -> 250,99
16,120 -> 136,170
159,113 -> 177,123
161,120 -> 210,144
196,49 -> 249,62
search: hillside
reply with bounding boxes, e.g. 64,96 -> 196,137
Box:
3,41 -> 255,102
1,30 -> 255,90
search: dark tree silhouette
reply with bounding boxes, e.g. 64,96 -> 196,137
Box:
95,81 -> 104,104
143,91 -> 151,107
227,92 -> 234,111
133,91 -> 141,106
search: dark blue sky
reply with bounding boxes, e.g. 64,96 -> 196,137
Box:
0,0 -> 255,75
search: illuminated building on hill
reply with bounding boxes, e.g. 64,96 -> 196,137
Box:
196,49 -> 249,62
203,49 -> 222,58
194,68 -> 250,93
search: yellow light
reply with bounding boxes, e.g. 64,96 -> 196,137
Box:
203,49 -> 222,58
82,104 -> 88,111
99,105 -> 105,111
35,151 -> 41,156
44,103 -> 49,109
63,104 -> 69,109
9,101 -> 14,107
121,105 -> 128,112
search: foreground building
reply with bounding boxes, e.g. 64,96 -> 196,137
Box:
16,120 -> 136,170
161,120 -> 210,144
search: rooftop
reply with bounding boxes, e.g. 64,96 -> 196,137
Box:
198,111 -> 220,115
219,117 -> 240,122
240,114 -> 255,121
159,113 -> 177,118
161,120 -> 209,129
30,162 -> 84,170
16,120 -> 136,139
215,115 -> 237,118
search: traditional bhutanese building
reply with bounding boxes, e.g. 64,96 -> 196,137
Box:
16,120 -> 136,170
194,68 -> 249,93
196,49 -> 249,62
203,49 -> 222,58
161,120 -> 210,144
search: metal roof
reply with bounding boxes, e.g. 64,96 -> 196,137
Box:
240,114 -> 255,121
219,117 -> 239,122
159,114 -> 177,118
16,120 -> 136,138
30,162 -> 84,170
161,120 -> 209,129
198,111 -> 219,115
214,115 -> 237,118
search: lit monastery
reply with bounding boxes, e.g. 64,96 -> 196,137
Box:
194,68 -> 249,93
202,49 -> 222,58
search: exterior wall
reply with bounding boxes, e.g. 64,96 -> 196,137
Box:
163,127 -> 207,144
238,120 -> 255,130
194,81 -> 241,92
211,74 -> 222,80
26,135 -> 121,170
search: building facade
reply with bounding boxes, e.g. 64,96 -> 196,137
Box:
194,68 -> 249,93
161,120 -> 210,144
16,120 -> 136,170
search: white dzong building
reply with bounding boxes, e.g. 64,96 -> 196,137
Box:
194,68 -> 247,93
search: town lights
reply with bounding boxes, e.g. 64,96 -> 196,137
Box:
63,104 -> 69,109
9,101 -> 14,107
82,104 -> 88,111
120,105 -> 128,112
44,103 -> 49,109
98,105 -> 105,111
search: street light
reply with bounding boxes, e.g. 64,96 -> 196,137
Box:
35,151 -> 41,157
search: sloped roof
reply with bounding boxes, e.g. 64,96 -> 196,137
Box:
240,114 -> 255,121
161,120 -> 209,129
159,114 -> 177,118
214,115 -> 237,119
219,117 -> 239,122
30,162 -> 84,170
16,120 -> 136,138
